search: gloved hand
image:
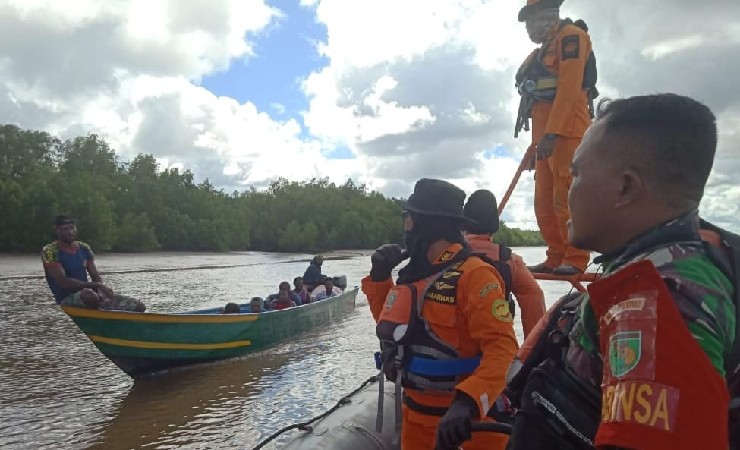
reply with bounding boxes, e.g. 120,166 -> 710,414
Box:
536,134 -> 557,161
435,391 -> 479,450
369,244 -> 407,281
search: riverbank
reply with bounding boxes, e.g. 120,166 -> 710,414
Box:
0,249 -> 372,280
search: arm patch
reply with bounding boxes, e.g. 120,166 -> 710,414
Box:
561,34 -> 580,60
42,244 -> 59,264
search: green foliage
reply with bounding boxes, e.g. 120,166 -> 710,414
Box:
114,213 -> 161,252
0,123 -> 540,252
493,222 -> 545,247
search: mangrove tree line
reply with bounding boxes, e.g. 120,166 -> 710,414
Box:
0,124 -> 543,252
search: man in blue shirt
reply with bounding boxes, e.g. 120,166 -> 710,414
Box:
42,215 -> 144,311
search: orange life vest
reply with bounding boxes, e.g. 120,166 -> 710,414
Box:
376,257 -> 483,394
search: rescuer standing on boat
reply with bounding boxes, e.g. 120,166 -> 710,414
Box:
361,179 -> 517,450
505,94 -> 738,450
514,0 -> 597,276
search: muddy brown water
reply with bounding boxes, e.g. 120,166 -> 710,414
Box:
0,248 -> 576,449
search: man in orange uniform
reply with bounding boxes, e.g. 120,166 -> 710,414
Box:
362,179 -> 518,450
514,0 -> 596,275
463,189 -> 546,339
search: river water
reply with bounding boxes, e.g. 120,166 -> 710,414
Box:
0,248 -> 583,449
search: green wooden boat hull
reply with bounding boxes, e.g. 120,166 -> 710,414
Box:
62,287 -> 359,378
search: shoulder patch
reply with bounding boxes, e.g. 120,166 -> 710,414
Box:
561,34 -> 580,60
492,298 -> 513,322
608,331 -> 642,377
42,243 -> 59,264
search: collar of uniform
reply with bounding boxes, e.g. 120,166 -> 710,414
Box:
432,242 -> 465,264
593,210 -> 702,272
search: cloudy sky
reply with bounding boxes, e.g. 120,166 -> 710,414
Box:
1,0 -> 739,230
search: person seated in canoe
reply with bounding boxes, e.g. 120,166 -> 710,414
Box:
221,302 -> 240,314
42,215 -> 145,312
311,277 -> 343,302
302,255 -> 326,290
293,276 -> 310,304
269,290 -> 296,310
249,297 -> 263,313
266,281 -> 302,306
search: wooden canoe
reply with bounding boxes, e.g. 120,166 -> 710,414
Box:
62,287 -> 359,378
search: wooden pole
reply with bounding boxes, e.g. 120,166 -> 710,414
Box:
497,145 -> 535,216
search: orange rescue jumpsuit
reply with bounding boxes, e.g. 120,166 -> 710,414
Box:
362,243 -> 518,450
466,234 -> 546,339
527,22 -> 592,270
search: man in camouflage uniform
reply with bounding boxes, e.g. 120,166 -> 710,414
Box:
506,94 -> 737,450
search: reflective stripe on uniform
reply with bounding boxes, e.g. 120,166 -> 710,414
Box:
535,77 -> 558,90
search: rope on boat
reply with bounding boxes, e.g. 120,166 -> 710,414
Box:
250,373 -> 380,450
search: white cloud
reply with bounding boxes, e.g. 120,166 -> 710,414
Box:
642,35 -> 706,60
300,0 -> 740,230
0,0 -> 739,232
0,0 -> 360,190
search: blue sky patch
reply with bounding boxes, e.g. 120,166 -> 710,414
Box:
200,1 -> 328,124
482,144 -> 510,159
325,145 -> 355,160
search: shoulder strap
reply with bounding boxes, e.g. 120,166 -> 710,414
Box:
699,219 -> 740,380
498,245 -> 512,262
558,17 -> 598,103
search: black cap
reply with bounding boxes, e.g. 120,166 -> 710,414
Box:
54,215 -> 75,227
518,0 -> 564,22
398,178 -> 473,222
463,189 -> 500,234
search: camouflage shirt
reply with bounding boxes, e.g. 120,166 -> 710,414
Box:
566,211 -> 736,386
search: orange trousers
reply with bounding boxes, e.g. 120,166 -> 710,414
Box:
401,405 -> 508,450
534,136 -> 590,270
